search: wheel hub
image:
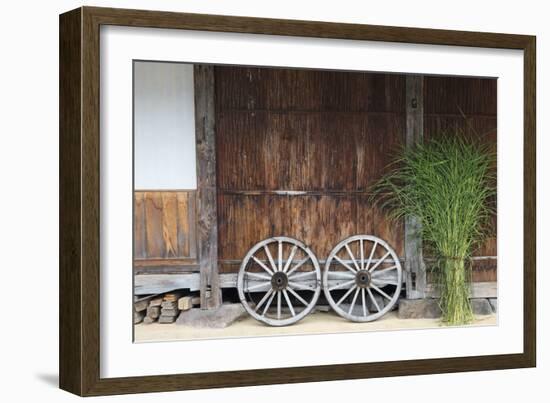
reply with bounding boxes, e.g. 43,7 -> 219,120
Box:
355,270 -> 372,288
271,271 -> 288,291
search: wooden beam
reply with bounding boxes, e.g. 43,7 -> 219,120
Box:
135,274 -> 201,295
404,75 -> 427,299
194,65 -> 221,309
135,273 -> 497,300
425,282 -> 497,299
133,258 -> 198,267
135,273 -> 400,295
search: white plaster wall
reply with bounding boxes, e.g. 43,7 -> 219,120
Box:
134,61 -> 196,189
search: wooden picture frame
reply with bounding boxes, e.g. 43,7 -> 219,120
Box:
59,6 -> 536,396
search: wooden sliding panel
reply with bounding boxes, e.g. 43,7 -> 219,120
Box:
288,195 -> 356,259
216,66 -> 406,271
217,194 -> 289,273
133,191 -> 197,270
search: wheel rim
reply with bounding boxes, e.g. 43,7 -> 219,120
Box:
237,237 -> 321,326
323,235 -> 402,322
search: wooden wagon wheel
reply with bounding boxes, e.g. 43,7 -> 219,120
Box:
323,235 -> 402,322
237,237 -> 321,326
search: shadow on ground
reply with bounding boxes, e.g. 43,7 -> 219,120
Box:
35,373 -> 58,388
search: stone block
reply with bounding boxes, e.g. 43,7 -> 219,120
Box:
398,299 -> 442,319
133,310 -> 145,324
176,304 -> 247,328
489,298 -> 498,313
143,315 -> 157,324
158,315 -> 177,324
471,298 -> 493,315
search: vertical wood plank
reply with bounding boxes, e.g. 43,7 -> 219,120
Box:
161,192 -> 178,258
405,75 -> 426,299
134,190 -> 198,262
133,192 -> 146,258
195,65 -> 220,309
176,192 -> 190,257
143,192 -> 164,258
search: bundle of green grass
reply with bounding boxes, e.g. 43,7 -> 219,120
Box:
373,136 -> 496,325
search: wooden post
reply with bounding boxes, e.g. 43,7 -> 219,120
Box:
404,75 -> 426,299
194,65 -> 221,309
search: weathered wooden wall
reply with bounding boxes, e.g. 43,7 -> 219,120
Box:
423,76 -> 497,281
215,67 -> 405,273
133,191 -> 198,272
215,67 -> 497,282
132,68 -> 497,288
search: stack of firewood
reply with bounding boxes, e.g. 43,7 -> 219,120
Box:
159,292 -> 181,323
133,296 -> 149,324
134,291 -> 199,324
143,296 -> 163,324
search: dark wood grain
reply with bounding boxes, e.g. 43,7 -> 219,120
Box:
404,75 -> 426,299
133,191 -> 197,262
59,6 -> 536,396
59,7 -> 82,395
194,65 -> 221,309
216,67 -> 405,268
523,37 -> 536,367
81,6 -> 532,49
81,5 -> 101,396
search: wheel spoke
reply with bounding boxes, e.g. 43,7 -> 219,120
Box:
254,289 -> 274,312
282,245 -> 298,273
278,240 -> 283,272
322,235 -> 402,323
286,256 -> 310,277
371,284 -> 393,301
367,288 -> 381,312
334,255 -> 357,274
277,291 -> 281,319
360,239 -> 365,271
261,291 -> 276,317
287,287 -> 309,306
365,241 -> 378,271
246,281 -> 271,292
252,256 -> 273,275
328,279 -> 355,291
283,290 -> 295,317
252,256 -> 274,275
336,286 -> 357,307
371,265 -> 398,277
348,288 -> 360,315
245,271 -> 272,281
264,245 -> 278,273
345,244 -> 361,272
368,251 -> 392,273
240,236 -> 322,325
361,288 -> 368,316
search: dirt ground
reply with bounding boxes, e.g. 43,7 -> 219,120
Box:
134,310 -> 497,343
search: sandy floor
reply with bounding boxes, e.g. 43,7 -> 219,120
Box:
134,310 -> 497,343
